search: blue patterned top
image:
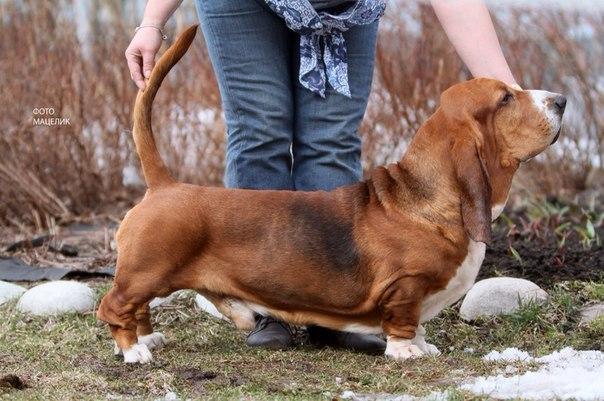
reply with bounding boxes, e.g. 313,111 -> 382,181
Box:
263,0 -> 386,97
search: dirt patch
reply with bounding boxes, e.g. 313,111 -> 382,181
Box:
480,215 -> 603,288
175,368 -> 219,395
176,368 -> 218,382
0,374 -> 27,390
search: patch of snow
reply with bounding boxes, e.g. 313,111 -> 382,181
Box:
504,365 -> 518,374
154,391 -> 179,401
463,347 -> 604,400
340,390 -> 417,401
340,390 -> 453,401
483,347 -> 534,362
164,392 -> 178,401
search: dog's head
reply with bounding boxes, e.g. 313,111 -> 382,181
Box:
437,78 -> 566,243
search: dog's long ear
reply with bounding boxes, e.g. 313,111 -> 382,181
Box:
439,80 -> 495,244
452,134 -> 492,244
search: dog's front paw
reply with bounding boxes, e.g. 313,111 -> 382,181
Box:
138,332 -> 167,350
123,343 -> 153,364
384,338 -> 425,360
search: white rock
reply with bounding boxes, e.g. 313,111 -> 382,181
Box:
17,280 -> 94,315
195,294 -> 227,320
149,295 -> 174,309
0,281 -> 26,305
459,277 -> 548,321
149,290 -> 184,309
149,290 -> 192,309
580,303 -> 604,325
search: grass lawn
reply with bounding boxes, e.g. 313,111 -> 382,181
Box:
1,281 -> 603,400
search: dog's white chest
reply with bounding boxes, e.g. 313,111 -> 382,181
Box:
420,240 -> 486,323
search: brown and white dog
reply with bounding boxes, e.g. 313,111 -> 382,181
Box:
97,25 -> 566,363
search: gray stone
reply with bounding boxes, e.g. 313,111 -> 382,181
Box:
580,303 -> 604,325
0,280 -> 26,305
460,277 -> 548,321
17,280 -> 94,315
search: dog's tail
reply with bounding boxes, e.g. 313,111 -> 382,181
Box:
132,24 -> 198,188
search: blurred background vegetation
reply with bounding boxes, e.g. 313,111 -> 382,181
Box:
0,0 -> 602,229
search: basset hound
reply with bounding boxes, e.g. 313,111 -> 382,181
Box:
97,25 -> 566,363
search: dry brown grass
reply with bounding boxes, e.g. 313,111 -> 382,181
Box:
1,0 -> 602,229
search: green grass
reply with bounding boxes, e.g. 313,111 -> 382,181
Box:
581,282 -> 604,301
1,280 -> 603,400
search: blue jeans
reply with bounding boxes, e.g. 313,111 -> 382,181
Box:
195,0 -> 378,191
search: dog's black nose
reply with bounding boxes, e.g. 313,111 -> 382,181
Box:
554,95 -> 567,114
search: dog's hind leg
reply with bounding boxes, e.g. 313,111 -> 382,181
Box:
135,302 -> 167,351
97,284 -> 155,364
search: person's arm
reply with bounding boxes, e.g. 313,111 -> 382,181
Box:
125,0 -> 184,90
430,0 -> 519,88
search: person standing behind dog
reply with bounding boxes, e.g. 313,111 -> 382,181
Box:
125,0 -> 519,352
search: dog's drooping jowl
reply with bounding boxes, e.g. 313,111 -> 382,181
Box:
97,25 -> 566,363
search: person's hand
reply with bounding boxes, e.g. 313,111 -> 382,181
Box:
125,26 -> 163,90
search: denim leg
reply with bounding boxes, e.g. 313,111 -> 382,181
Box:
195,0 -> 295,190
291,22 -> 379,191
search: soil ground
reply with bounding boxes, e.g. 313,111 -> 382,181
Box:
481,216 -> 604,287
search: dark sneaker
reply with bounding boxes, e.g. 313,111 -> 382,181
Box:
307,326 -> 386,355
246,315 -> 294,350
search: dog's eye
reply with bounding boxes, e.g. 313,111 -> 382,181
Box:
500,92 -> 514,105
